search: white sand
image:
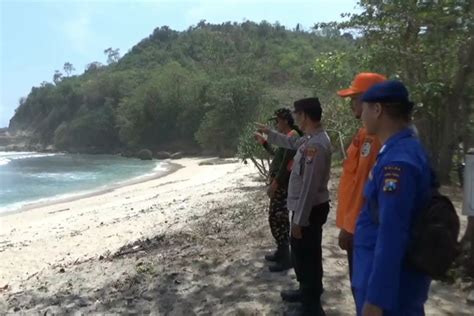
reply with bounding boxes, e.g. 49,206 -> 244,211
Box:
0,158 -> 471,315
0,158 -> 246,289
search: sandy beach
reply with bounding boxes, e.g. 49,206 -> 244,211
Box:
0,157 -> 472,315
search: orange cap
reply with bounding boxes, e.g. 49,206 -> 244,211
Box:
337,72 -> 387,97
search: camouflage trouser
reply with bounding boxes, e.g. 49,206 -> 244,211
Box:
269,186 -> 290,247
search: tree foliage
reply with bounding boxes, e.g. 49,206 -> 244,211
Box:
314,0 -> 474,183
9,21 -> 352,154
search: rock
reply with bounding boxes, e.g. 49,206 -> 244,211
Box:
468,290 -> 474,305
137,149 -> 153,160
59,268 -> 65,273
141,292 -> 154,301
65,303 -> 76,310
45,145 -> 55,152
49,297 -> 61,306
43,306 -> 62,315
77,298 -> 88,307
170,152 -> 183,160
121,151 -> 135,158
154,151 -> 171,159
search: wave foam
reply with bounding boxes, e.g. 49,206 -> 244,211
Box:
0,152 -> 62,166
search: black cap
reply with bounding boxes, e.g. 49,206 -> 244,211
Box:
293,97 -> 322,121
273,108 -> 293,121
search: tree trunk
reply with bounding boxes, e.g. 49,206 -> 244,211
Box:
437,37 -> 474,183
437,92 -> 457,183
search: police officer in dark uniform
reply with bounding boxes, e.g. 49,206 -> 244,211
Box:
353,81 -> 432,316
256,98 -> 332,316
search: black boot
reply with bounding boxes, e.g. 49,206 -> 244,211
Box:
280,286 -> 302,303
264,248 -> 280,262
269,245 -> 292,272
300,285 -> 325,316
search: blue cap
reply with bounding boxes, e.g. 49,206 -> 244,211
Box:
361,80 -> 412,104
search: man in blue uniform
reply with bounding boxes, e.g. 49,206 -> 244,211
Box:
353,81 -> 432,316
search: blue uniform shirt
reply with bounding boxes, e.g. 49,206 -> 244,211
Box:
353,128 -> 432,314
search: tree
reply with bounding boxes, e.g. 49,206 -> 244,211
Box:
53,70 -> 63,84
237,121 -> 272,179
9,22 -> 355,154
63,62 -> 75,76
195,77 -> 265,156
318,0 -> 474,183
104,48 -> 120,64
85,62 -> 104,73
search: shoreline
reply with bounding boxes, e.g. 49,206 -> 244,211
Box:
0,157 -> 246,289
0,160 -> 183,217
1,163 -> 471,315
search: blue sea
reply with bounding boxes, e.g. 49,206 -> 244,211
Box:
0,151 -> 167,213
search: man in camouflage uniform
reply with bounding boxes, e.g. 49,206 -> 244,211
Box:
257,108 -> 302,272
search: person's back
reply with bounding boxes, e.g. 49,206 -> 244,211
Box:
354,130 -> 432,313
353,81 -> 433,315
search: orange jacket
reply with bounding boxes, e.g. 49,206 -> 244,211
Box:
336,128 -> 381,234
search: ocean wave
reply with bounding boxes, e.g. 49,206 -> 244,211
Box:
28,172 -> 97,181
0,159 -> 170,214
139,162 -> 168,177
153,163 -> 167,172
0,152 -> 62,166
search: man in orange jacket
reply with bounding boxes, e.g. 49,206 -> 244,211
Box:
336,73 -> 386,295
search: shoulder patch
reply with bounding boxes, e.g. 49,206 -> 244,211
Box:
382,165 -> 402,193
383,178 -> 398,192
361,141 -> 372,157
305,146 -> 318,164
384,165 -> 402,175
288,129 -> 299,137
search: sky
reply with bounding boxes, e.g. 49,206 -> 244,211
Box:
0,0 -> 359,128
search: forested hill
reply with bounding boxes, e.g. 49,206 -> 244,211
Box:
8,21 -> 353,155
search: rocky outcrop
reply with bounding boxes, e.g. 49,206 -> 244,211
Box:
137,149 -> 153,160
